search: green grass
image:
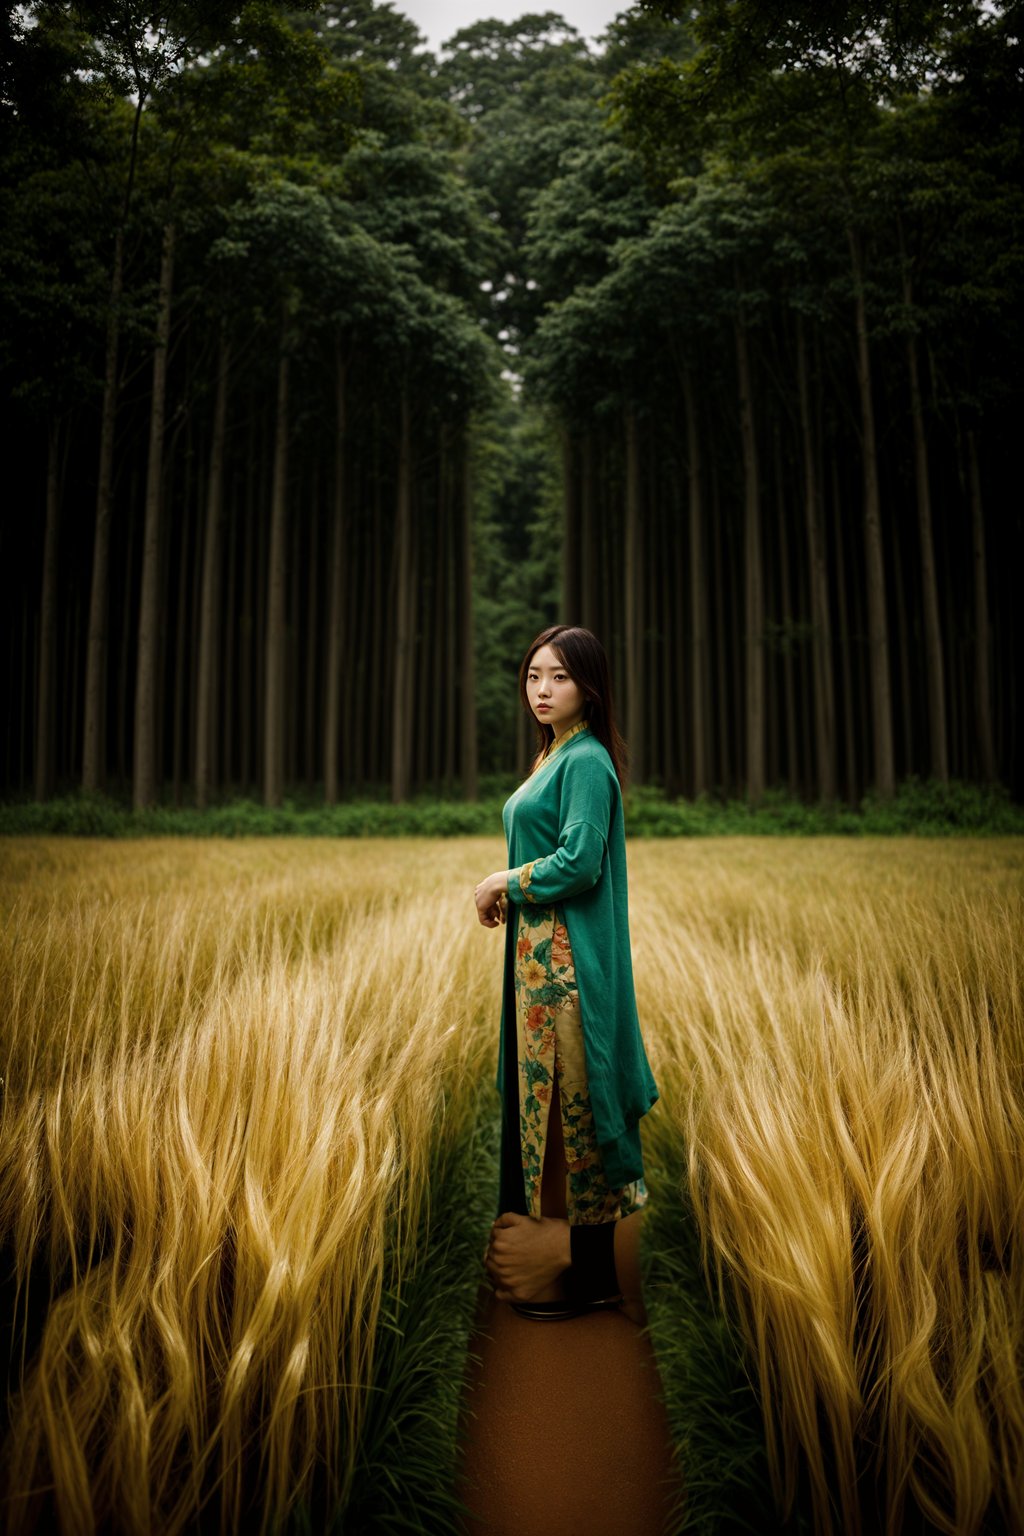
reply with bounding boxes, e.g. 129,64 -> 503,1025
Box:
287,1096 -> 501,1536
640,1142 -> 813,1536
1,776 -> 1020,838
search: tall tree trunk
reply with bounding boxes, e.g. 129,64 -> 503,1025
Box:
240,414 -> 256,795
648,446 -> 663,783
672,474 -> 687,794
353,447 -> 366,787
796,315 -> 836,801
415,476 -> 434,792
562,430 -> 580,621
955,618 -> 968,777
645,497 -> 658,782
171,440 -> 192,807
848,223 -> 895,797
116,464 -> 139,789
65,592 -> 81,786
263,301 -> 291,807
369,408 -> 384,790
82,227 -> 126,793
133,221 -> 175,811
195,327 -> 230,809
734,304 -> 764,805
7,608 -> 15,787
580,432 -> 596,631
286,481 -> 300,790
157,407 -> 178,797
82,93 -> 145,793
20,602 -> 30,789
712,461 -> 730,791
890,520 -> 915,776
660,491 -> 675,794
325,346 -> 347,803
831,458 -> 858,805
774,426 -> 798,794
304,469 -> 319,792
223,475 -> 238,791
4,605 -> 13,788
599,435 -> 612,660
35,420 -> 61,800
901,246 -> 947,780
967,431 -> 995,782
428,427 -> 448,788
460,427 -> 479,800
391,386 -> 413,803
682,370 -> 708,796
256,401 -> 271,793
624,407 -> 643,782
443,432 -> 457,793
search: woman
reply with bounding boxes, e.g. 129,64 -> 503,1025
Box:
474,625 -> 659,1323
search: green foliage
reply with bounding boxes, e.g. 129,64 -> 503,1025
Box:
437,13 -> 589,123
562,0 -> 1024,438
857,775 -> 1024,835
525,132 -> 660,300
626,779 -> 1024,837
0,153 -> 113,412
290,0 -> 431,79
3,779 -> 1020,839
0,792 -> 501,838
436,13 -> 603,347
596,6 -> 697,80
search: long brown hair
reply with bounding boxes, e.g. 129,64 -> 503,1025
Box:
518,625 -> 629,792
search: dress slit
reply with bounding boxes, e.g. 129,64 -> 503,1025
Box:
511,903 -> 647,1226
537,1078 -> 569,1220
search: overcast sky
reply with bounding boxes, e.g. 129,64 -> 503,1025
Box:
396,0 -> 626,54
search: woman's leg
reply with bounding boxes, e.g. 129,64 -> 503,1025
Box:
486,1087 -> 572,1303
539,1081 -> 568,1221
525,1082 -> 570,1301
613,1211 -> 648,1327
488,1033 -> 649,1315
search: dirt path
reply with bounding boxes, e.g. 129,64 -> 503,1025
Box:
457,1288 -> 684,1536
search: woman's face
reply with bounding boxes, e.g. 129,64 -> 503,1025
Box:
526,644 -> 586,738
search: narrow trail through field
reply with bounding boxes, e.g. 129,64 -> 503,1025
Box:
457,1287 -> 683,1535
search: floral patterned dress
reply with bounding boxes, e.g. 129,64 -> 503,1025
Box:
513,901 -> 647,1225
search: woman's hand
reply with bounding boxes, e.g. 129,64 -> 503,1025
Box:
475,871 -> 510,928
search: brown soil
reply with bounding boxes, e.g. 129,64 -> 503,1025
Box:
456,1288 -> 684,1536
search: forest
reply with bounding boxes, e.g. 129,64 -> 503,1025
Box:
1,0 -> 1021,809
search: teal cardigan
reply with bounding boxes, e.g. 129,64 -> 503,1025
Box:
499,721 -> 659,1193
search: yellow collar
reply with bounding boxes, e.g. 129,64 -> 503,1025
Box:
541,718 -> 589,762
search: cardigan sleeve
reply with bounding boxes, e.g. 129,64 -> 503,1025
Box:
506,753 -> 615,906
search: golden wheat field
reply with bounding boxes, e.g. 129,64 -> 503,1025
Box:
1,836 -> 1022,1536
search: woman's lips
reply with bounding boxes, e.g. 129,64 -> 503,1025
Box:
538,706 -> 551,711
